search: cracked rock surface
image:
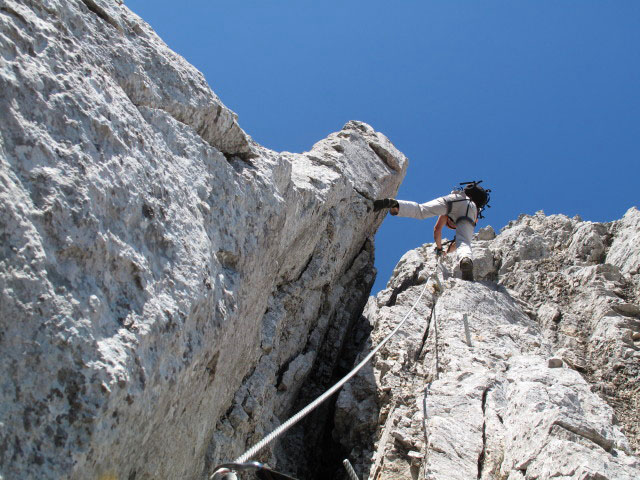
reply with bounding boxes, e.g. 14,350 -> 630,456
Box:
0,1 -> 407,479
335,209 -> 640,479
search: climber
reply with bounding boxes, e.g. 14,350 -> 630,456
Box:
373,181 -> 491,281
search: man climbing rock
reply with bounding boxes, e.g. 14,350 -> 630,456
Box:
374,181 -> 491,281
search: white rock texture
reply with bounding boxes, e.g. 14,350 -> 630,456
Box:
335,209 -> 640,479
0,1 -> 407,479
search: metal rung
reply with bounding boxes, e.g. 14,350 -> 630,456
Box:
463,313 -> 472,347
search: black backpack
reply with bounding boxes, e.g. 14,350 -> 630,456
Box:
459,180 -> 491,219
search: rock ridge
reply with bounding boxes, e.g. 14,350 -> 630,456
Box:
334,209 -> 640,479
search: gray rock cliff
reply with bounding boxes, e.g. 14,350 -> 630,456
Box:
335,209 -> 640,479
2,2 -> 639,480
0,1 -> 406,478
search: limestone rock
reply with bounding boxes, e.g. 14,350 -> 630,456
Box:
0,2 -> 407,479
475,225 -> 496,241
335,211 -> 640,479
607,207 -> 640,276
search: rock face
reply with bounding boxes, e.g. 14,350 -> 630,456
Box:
0,1 -> 407,479
335,209 -> 640,479
3,2 -> 639,480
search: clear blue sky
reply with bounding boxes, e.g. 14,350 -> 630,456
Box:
125,1 -> 639,293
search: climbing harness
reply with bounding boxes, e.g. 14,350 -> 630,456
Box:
446,196 -> 477,227
446,180 -> 492,225
211,263 -> 435,480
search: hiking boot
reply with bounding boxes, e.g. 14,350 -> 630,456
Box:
460,257 -> 474,281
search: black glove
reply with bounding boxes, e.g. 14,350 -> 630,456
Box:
373,198 -> 399,212
435,247 -> 443,257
